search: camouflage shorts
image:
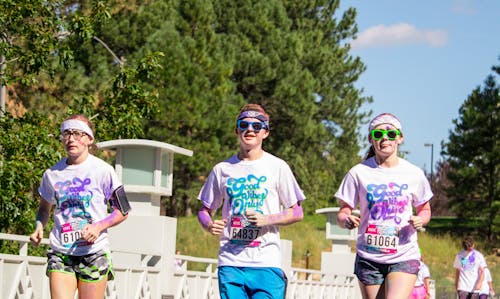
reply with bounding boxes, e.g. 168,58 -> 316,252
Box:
46,249 -> 114,282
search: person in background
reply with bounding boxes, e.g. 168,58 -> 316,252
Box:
29,114 -> 129,299
197,103 -> 305,299
479,266 -> 495,299
174,250 -> 183,271
454,235 -> 487,299
335,112 -> 433,299
410,254 -> 431,299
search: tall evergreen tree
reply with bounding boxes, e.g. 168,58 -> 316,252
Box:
441,61 -> 500,242
5,0 -> 372,218
94,0 -> 371,215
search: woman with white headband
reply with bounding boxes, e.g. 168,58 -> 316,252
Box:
29,114 -> 129,299
335,112 -> 433,299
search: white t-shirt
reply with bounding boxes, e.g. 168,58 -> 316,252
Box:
480,267 -> 492,295
415,261 -> 431,286
39,154 -> 122,256
453,249 -> 487,293
335,157 -> 433,263
198,152 -> 306,268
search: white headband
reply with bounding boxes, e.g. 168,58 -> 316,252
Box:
60,120 -> 94,139
368,113 -> 402,132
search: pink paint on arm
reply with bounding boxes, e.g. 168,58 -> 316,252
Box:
416,202 -> 431,225
267,203 -> 303,225
197,207 -> 213,230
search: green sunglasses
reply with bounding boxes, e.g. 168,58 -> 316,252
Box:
370,129 -> 401,141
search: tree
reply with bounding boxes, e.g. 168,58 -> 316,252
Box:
0,0 -> 164,236
429,160 -> 455,217
0,0 -> 110,115
441,61 -> 500,243
3,0 -> 373,222
102,0 -> 371,215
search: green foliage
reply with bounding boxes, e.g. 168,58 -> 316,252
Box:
0,0 -> 165,239
0,0 -> 110,85
0,111 -> 62,234
441,65 -> 500,243
90,52 -> 164,140
94,0 -> 371,215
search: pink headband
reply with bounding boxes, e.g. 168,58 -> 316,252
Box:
368,113 -> 402,132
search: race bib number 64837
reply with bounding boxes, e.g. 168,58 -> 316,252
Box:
230,216 -> 261,246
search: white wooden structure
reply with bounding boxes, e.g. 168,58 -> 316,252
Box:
0,139 -> 433,298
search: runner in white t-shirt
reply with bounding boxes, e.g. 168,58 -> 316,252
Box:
410,258 -> 431,299
454,235 -> 487,299
29,114 -> 129,299
335,113 -> 433,299
479,267 -> 495,299
197,104 -> 305,299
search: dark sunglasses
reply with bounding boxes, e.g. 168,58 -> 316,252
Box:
370,129 -> 400,141
237,120 -> 268,133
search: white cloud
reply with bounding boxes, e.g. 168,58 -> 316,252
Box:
351,23 -> 448,49
451,0 -> 477,15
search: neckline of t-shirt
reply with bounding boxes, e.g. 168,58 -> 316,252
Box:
236,152 -> 267,164
63,154 -> 92,169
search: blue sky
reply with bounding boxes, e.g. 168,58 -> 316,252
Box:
338,0 -> 500,174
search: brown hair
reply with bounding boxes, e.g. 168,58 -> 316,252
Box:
64,114 -> 97,153
462,235 -> 475,251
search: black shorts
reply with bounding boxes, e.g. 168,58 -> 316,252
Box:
354,254 -> 419,285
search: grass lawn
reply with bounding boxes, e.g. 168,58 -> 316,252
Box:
176,214 -> 499,295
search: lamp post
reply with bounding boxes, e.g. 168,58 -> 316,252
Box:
424,143 -> 434,181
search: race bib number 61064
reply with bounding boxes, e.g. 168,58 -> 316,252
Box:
364,224 -> 398,254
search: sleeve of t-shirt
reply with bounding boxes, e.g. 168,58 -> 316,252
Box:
422,264 -> 431,278
413,169 -> 433,207
198,168 -> 223,210
478,252 -> 487,268
38,171 -> 55,204
103,164 -> 122,202
277,162 -> 306,208
335,171 -> 358,209
453,254 -> 462,269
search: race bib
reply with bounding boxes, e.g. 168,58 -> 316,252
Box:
364,224 -> 398,254
60,219 -> 89,247
230,216 -> 261,247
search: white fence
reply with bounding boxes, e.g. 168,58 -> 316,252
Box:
1,232 -> 362,299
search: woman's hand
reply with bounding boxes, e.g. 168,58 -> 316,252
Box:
344,214 -> 360,230
81,224 -> 102,243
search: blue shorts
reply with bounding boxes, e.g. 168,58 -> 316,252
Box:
354,255 -> 419,285
218,266 -> 287,299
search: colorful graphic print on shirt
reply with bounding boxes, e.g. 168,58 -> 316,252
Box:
364,182 -> 410,253
226,174 -> 268,246
460,250 -> 476,270
54,177 -> 93,248
366,182 -> 409,224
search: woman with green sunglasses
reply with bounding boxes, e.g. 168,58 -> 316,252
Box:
335,112 -> 433,299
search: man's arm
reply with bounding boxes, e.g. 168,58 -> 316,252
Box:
198,206 -> 226,235
246,203 -> 303,227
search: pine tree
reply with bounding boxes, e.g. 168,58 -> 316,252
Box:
441,61 -> 500,242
